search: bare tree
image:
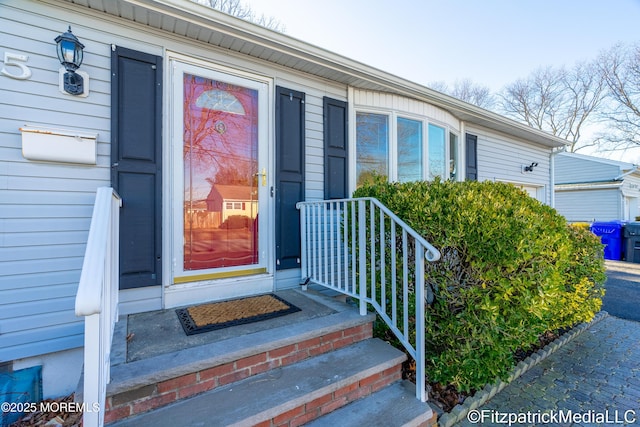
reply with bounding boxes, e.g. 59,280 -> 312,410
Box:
430,79 -> 496,109
498,62 -> 605,152
596,43 -> 640,151
194,0 -> 285,32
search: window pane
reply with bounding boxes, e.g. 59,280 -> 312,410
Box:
428,124 -> 446,180
183,73 -> 259,270
356,113 -> 388,187
397,117 -> 423,182
449,132 -> 458,180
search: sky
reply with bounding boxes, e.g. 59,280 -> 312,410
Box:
246,0 -> 640,163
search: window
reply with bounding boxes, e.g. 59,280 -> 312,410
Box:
397,117 -> 423,182
428,124 -> 446,180
449,132 -> 458,180
354,109 -> 460,189
356,112 -> 388,186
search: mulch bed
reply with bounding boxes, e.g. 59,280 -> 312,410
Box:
399,328 -> 565,413
8,393 -> 82,427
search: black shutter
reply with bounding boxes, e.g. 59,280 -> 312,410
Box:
323,97 -> 348,199
465,133 -> 478,181
111,46 -> 162,289
275,87 -> 305,270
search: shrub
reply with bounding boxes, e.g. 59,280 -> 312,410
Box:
219,215 -> 251,229
569,222 -> 591,230
353,178 -> 605,392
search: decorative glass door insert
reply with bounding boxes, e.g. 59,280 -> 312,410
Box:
182,72 -> 261,271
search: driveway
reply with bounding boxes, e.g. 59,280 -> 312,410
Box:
452,260 -> 640,427
603,260 -> 640,322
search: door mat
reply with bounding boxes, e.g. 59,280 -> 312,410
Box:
175,294 -> 301,335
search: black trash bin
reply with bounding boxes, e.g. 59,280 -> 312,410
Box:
624,222 -> 640,263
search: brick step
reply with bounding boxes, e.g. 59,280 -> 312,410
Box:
104,304 -> 376,424
107,338 -> 406,427
105,339 -> 406,427
305,380 -> 436,427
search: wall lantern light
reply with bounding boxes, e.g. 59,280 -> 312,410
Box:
523,162 -> 539,172
55,26 -> 85,95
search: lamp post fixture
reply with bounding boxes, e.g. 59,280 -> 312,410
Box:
55,26 -> 85,95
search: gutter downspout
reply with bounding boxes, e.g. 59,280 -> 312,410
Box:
615,166 -> 640,181
550,151 -> 555,208
550,147 -> 565,208
347,86 -> 356,195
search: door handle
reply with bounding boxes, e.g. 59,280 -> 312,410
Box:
255,168 -> 267,186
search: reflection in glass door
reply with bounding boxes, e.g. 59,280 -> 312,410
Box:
182,73 -> 260,271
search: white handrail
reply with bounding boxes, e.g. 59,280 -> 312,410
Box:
297,197 -> 440,402
75,187 -> 122,427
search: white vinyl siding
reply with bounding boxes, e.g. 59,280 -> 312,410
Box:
555,154 -> 620,184
467,126 -> 551,204
622,175 -> 640,201
119,287 -> 162,316
1,5 -> 112,361
554,153 -> 640,221
2,0 -> 348,360
352,90 -> 459,129
3,0 -> 566,365
275,268 -> 303,291
555,189 -> 620,222
293,82 -> 345,202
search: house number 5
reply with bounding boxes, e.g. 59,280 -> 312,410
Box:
1,52 -> 32,80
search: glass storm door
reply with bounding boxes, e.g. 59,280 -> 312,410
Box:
173,61 -> 269,282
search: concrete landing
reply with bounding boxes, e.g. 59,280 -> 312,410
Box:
107,289 -> 374,396
116,289 -> 339,363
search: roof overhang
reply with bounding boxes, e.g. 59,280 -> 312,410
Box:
555,181 -> 623,192
54,0 -> 568,149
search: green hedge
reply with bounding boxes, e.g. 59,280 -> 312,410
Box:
353,178 -> 606,392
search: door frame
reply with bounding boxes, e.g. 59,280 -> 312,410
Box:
164,53 -> 275,308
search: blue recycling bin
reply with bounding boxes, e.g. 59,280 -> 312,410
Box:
590,221 -> 625,260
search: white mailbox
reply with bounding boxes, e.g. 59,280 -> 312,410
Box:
20,126 -> 97,164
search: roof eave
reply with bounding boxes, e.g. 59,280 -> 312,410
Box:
64,0 -> 569,148
555,181 -> 624,191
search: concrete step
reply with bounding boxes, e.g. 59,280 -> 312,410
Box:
107,338 -> 406,427
104,290 -> 376,423
305,380 -> 436,427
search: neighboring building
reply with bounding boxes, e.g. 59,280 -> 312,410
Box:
206,184 -> 258,221
0,0 -> 568,398
555,152 -> 640,222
